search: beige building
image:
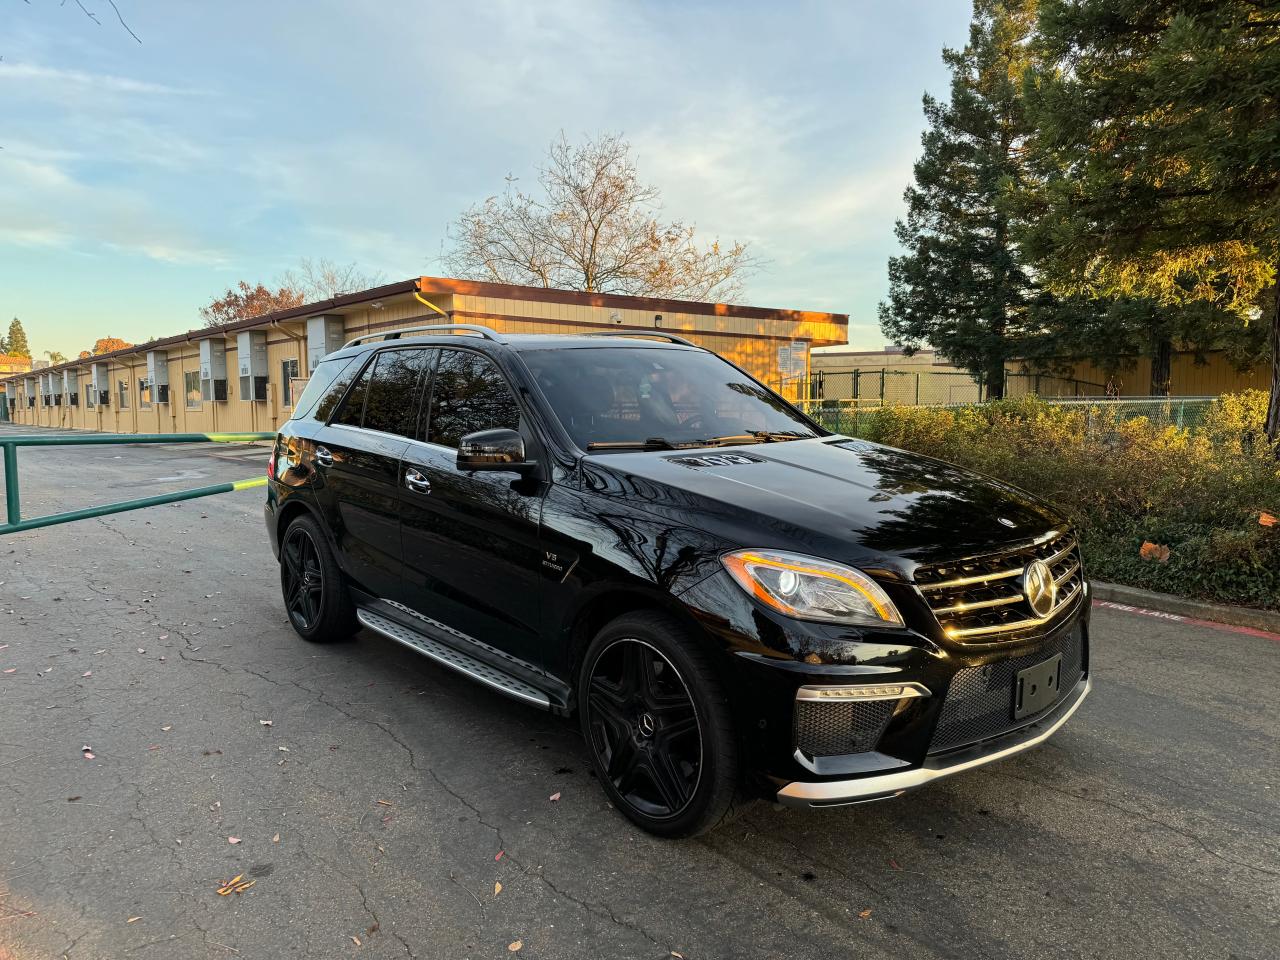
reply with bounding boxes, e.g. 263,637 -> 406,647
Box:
0,277 -> 848,433
808,344 -> 1268,401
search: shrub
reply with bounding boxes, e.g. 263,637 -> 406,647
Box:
859,394 -> 1280,610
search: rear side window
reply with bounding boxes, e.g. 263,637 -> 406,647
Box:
294,355 -> 357,421
331,358 -> 375,427
425,349 -> 521,448
362,349 -> 429,437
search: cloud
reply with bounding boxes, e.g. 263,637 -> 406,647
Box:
0,61 -> 198,97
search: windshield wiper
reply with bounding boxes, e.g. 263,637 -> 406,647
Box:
699,430 -> 812,446
585,437 -> 677,452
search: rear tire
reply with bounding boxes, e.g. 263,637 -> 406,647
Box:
579,610 -> 740,838
279,514 -> 357,643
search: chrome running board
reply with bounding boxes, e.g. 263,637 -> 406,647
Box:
356,608 -> 552,709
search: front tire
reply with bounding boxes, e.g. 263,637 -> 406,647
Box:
579,611 -> 740,838
279,514 -> 357,643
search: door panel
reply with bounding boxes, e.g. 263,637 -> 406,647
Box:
399,348 -> 545,668
313,425 -> 409,600
308,348 -> 430,603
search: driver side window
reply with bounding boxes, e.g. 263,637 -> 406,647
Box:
425,349 -> 521,448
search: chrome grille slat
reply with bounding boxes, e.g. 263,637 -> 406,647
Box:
914,532 -> 1084,642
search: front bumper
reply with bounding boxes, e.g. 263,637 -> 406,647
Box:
776,674 -> 1091,807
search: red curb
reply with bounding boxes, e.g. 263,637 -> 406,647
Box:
1092,599 -> 1280,643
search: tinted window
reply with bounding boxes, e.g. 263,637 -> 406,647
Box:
426,349 -> 521,448
296,355 -> 358,421
330,358 -> 374,427
363,349 -> 429,437
519,346 -> 819,449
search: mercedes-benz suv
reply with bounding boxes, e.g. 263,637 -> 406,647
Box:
264,325 -> 1091,837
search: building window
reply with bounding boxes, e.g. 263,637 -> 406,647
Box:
185,370 -> 201,409
85,385 -> 96,409
281,358 -> 300,408
117,379 -> 130,410
139,378 -> 152,409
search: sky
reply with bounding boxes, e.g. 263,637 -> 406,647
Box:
0,0 -> 972,358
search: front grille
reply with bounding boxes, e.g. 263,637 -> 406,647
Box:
914,531 -> 1084,642
793,699 -> 895,758
929,628 -> 1084,754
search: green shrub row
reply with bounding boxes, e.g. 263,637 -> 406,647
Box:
857,392 -> 1280,611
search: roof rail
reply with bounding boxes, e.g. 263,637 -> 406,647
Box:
584,330 -> 699,348
342,323 -> 503,349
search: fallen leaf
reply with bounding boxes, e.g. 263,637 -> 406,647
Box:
366,922 -> 379,936
494,881 -> 503,896
495,850 -> 504,861
1260,512 -> 1278,527
859,908 -> 873,919
351,935 -> 361,947
375,799 -> 393,806
127,916 -> 142,923
228,836 -> 241,844
272,833 -> 280,843
508,941 -> 522,953
549,792 -> 561,802
68,796 -> 81,802
259,720 -> 273,727
1139,541 -> 1171,563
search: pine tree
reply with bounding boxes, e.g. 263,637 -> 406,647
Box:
6,318 -> 30,358
880,0 -> 1046,400
1026,0 -> 1279,435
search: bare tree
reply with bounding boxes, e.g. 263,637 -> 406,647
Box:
444,133 -> 760,302
279,257 -> 386,303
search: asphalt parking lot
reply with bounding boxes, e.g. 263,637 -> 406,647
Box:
1,426 -> 1277,960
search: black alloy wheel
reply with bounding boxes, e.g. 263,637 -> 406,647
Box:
279,514 -> 357,643
580,611 -> 741,837
281,525 -> 324,632
586,638 -> 702,818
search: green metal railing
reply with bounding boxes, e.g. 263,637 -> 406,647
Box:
0,432 -> 274,535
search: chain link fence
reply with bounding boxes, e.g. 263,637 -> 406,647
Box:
799,394 -> 1222,440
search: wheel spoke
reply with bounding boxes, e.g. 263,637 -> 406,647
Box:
646,747 -> 691,812
589,675 -> 629,717
283,537 -> 303,580
654,708 -> 698,745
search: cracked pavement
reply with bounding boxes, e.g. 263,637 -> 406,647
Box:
1,429 -> 1278,959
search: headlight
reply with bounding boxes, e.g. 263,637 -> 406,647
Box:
721,550 -> 903,627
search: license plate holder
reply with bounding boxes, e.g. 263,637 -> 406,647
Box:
1013,653 -> 1062,720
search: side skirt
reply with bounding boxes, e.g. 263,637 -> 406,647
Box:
355,606 -> 563,711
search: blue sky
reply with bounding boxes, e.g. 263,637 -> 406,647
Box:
0,1 -> 971,358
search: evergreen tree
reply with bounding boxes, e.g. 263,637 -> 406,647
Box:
6,318 -> 30,358
880,0 -> 1046,400
1026,0 -> 1279,434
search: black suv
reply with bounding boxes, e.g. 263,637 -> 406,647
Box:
265,325 -> 1090,837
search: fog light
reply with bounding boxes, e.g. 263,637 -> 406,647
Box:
795,682 -> 930,702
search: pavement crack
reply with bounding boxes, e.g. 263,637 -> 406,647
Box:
993,770 -> 1280,880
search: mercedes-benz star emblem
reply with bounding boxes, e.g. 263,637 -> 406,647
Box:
638,713 -> 656,738
1022,559 -> 1057,617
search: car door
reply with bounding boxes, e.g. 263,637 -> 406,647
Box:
311,348 -> 430,603
398,347 -> 546,669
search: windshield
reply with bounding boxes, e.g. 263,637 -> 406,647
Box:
518,346 -> 822,451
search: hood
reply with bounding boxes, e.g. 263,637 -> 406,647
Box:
585,437 -> 1064,568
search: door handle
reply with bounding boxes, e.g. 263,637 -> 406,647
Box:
314,445 -> 334,467
404,468 -> 432,494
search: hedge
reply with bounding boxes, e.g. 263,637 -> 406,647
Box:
857,392 -> 1280,611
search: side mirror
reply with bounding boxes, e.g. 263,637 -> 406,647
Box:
457,428 -> 536,474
